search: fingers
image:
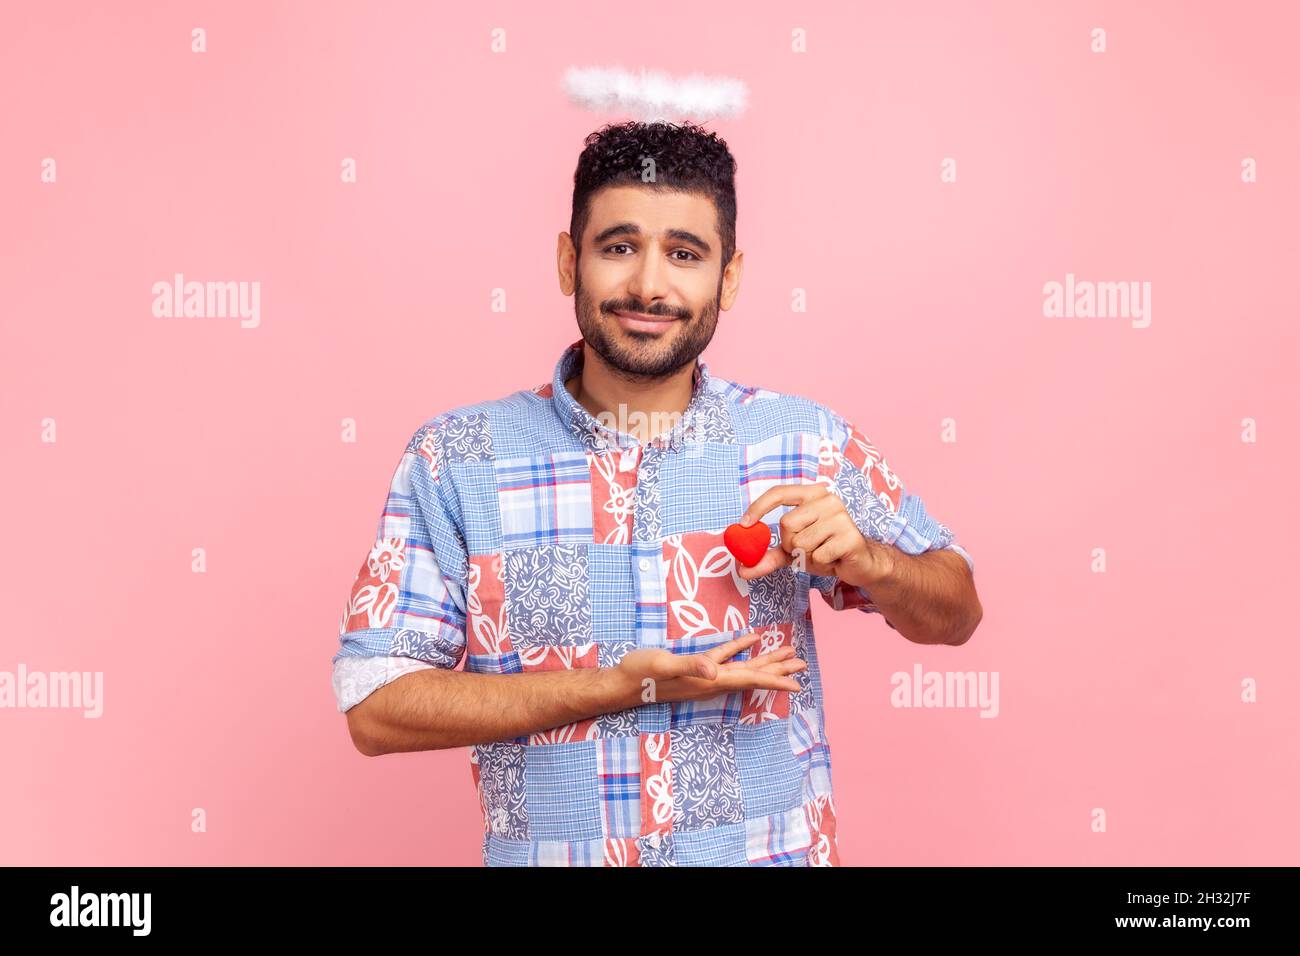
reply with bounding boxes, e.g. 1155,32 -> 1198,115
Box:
736,546 -> 791,579
737,494 -> 842,580
651,650 -> 719,681
720,645 -> 796,670
740,483 -> 827,528
649,640 -> 807,698
808,532 -> 856,568
708,637 -> 795,670
718,647 -> 805,692
692,655 -> 718,680
722,657 -> 805,692
658,635 -> 785,677
776,490 -> 841,539
702,631 -> 761,663
777,495 -> 842,558
650,633 -> 762,683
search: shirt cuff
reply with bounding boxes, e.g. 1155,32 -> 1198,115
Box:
332,655 -> 437,713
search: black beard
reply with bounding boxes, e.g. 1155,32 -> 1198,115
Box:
573,270 -> 721,382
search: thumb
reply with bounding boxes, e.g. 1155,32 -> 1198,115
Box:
651,650 -> 714,681
686,654 -> 717,680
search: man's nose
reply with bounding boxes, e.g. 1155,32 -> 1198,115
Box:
626,246 -> 669,306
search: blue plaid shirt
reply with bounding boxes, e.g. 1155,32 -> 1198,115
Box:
333,338 -> 973,866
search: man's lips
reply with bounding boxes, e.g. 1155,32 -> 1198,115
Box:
612,310 -> 681,332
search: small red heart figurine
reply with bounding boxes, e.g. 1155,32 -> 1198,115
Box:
724,520 -> 771,568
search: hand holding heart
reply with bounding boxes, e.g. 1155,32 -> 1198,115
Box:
724,482 -> 895,587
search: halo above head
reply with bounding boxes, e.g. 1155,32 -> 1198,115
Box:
562,65 -> 749,124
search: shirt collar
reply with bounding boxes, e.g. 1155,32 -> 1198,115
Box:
550,338 -> 713,453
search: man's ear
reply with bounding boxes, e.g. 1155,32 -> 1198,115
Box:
720,249 -> 744,310
557,231 -> 577,296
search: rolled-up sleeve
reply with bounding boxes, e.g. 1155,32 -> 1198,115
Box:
332,419 -> 470,712
811,411 -> 974,618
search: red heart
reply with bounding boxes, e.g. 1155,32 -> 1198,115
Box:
724,521 -> 771,568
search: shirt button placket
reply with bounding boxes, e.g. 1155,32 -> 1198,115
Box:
631,443 -> 671,738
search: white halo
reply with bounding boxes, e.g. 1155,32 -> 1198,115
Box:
562,65 -> 749,123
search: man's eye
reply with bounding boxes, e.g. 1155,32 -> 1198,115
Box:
606,243 -> 633,255
672,250 -> 699,262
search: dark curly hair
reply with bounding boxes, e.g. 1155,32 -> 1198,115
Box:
570,120 -> 738,269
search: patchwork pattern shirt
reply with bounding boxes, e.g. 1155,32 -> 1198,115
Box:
332,338 -> 973,866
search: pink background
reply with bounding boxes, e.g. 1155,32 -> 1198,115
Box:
3,1 -> 1297,865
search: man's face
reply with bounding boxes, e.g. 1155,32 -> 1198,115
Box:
571,185 -> 727,380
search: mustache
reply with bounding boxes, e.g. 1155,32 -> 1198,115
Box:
603,300 -> 691,321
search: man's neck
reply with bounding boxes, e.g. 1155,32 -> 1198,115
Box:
564,343 -> 697,443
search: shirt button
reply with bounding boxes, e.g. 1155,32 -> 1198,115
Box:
638,558 -> 651,572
